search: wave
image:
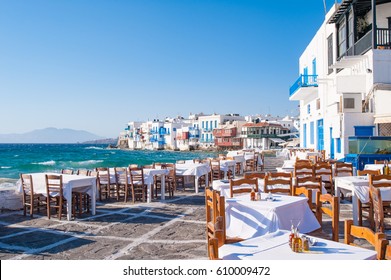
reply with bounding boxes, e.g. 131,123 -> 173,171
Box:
32,160 -> 56,166
1,166 -> 11,169
84,146 -> 104,150
76,160 -> 104,166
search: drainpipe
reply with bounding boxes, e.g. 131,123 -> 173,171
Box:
372,0 -> 377,49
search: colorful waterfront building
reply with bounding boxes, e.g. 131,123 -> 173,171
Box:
289,0 -> 391,160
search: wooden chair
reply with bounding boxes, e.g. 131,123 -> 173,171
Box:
73,169 -> 92,216
115,167 -> 129,202
369,174 -> 391,227
245,152 -> 257,172
293,186 -> 313,210
129,166 -> 147,202
315,192 -> 339,241
208,237 -> 220,260
20,174 -> 43,218
369,184 -> 390,234
244,171 -> 266,187
96,167 -> 115,201
229,178 -> 258,198
205,189 -> 241,258
356,170 -> 381,225
45,174 -> 67,220
264,172 -> 293,195
313,161 -> 333,194
158,165 -> 176,199
374,160 -> 387,164
210,159 -> 223,181
76,169 -> 90,176
344,219 -> 388,260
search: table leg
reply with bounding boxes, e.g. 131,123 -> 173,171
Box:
91,183 -> 96,216
66,192 -> 72,221
195,176 -> 199,193
352,192 -> 359,225
147,183 -> 152,203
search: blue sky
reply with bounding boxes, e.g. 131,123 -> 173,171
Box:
0,0 -> 336,138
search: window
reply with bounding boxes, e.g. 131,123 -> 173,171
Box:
316,99 -> 321,110
327,34 -> 333,74
215,120 -> 217,128
344,98 -> 355,109
303,124 -> 307,148
348,12 -> 354,49
202,121 -> 204,129
338,21 -> 346,57
307,104 -> 311,114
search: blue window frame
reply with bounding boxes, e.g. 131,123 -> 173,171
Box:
310,122 -> 314,145
215,120 -> 217,128
210,121 -> 213,129
354,126 -> 374,137
312,58 -> 317,76
317,119 -> 324,151
307,104 -> 311,114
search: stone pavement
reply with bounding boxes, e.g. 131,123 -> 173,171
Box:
0,190 -> 388,260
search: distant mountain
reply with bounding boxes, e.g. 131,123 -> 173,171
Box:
0,128 -> 104,143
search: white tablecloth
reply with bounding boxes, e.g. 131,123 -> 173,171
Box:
219,160 -> 236,178
17,173 -> 97,221
225,193 -> 320,239
175,163 -> 210,193
219,230 -> 377,260
334,176 -> 391,225
364,164 -> 391,174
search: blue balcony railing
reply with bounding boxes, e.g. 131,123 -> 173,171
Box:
289,74 -> 318,96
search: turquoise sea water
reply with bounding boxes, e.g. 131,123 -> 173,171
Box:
0,144 -> 218,186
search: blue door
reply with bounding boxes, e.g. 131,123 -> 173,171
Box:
312,58 -> 317,76
317,119 -> 324,151
330,127 -> 334,159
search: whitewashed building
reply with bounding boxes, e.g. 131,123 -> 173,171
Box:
289,0 -> 391,160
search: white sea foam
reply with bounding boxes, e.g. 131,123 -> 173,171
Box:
1,166 -> 11,169
84,146 -> 104,150
77,160 -> 104,166
33,160 -> 56,166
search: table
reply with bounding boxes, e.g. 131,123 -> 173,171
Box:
276,160 -> 295,173
17,173 -> 97,221
225,193 -> 320,239
219,230 -> 377,260
175,162 -> 210,193
142,168 -> 170,202
334,176 -> 391,225
219,159 -> 236,179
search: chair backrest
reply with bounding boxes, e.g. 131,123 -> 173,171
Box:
374,160 -> 386,164
20,174 -> 34,195
142,164 -> 155,169
344,219 -> 388,260
129,166 -> 144,185
229,178 -> 258,198
205,190 -> 226,249
316,192 -> 339,241
244,172 -> 266,180
295,176 -> 322,192
96,167 -> 110,184
294,162 -> 314,178
76,169 -> 90,176
293,186 -> 313,210
357,169 -> 381,176
369,184 -> 385,233
61,169 -> 73,175
314,162 -> 332,179
369,174 -> 391,188
45,174 -> 63,197
264,172 -> 292,195
115,167 -> 129,185
334,162 -> 353,177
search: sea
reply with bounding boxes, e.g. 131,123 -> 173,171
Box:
0,143 -> 218,187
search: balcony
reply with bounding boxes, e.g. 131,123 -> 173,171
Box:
213,128 -> 237,137
289,74 -> 318,101
215,138 -> 242,147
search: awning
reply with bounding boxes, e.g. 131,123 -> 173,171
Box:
374,115 -> 391,124
269,138 -> 286,144
329,55 -> 367,69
